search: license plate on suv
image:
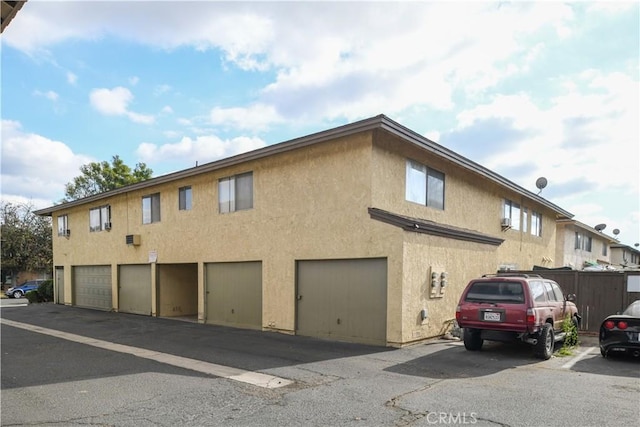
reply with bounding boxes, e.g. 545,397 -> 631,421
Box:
482,311 -> 502,322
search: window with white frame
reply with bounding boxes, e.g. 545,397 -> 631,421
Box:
503,199 -> 521,230
219,172 -> 253,213
57,215 -> 69,236
142,193 -> 161,224
405,160 -> 444,210
531,211 -> 542,236
89,205 -> 111,232
574,231 -> 592,252
522,208 -> 528,233
602,243 -> 607,257
179,186 -> 192,211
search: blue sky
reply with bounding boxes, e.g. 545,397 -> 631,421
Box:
1,1 -> 639,247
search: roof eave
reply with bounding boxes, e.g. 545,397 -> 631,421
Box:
34,114 -> 573,220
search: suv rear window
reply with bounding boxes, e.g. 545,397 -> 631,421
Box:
464,281 -> 525,303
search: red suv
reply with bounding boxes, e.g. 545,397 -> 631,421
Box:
456,274 -> 580,359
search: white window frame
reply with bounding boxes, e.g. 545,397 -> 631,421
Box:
219,172 -> 253,214
57,215 -> 69,236
531,211 -> 542,237
142,193 -> 161,224
179,186 -> 192,211
89,205 -> 111,232
405,160 -> 445,210
503,200 -> 521,231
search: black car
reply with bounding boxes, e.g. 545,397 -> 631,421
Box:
599,300 -> 640,358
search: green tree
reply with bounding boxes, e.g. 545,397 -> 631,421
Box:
64,155 -> 153,201
0,202 -> 52,284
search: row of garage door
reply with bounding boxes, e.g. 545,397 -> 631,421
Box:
56,258 -> 388,345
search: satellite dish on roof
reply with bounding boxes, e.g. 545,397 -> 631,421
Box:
613,229 -> 620,236
535,177 -> 548,194
594,223 -> 606,232
635,243 -> 639,248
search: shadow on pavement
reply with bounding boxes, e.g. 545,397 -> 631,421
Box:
570,351 -> 640,378
1,303 -> 394,388
384,340 -> 539,379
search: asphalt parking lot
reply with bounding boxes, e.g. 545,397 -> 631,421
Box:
2,303 -> 638,426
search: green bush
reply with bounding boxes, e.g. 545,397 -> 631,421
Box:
25,290 -> 39,303
556,314 -> 579,356
38,280 -> 54,302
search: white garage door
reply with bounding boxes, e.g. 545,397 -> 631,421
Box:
73,265 -> 112,310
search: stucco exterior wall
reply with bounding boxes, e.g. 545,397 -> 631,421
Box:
50,125 -> 566,346
370,131 -> 560,342
52,132 -> 406,342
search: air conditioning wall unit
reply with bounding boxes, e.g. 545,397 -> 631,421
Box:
501,218 -> 512,228
126,234 -> 141,246
104,222 -> 112,230
63,229 -> 71,237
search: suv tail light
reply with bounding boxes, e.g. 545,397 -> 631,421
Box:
526,308 -> 536,326
455,305 -> 461,322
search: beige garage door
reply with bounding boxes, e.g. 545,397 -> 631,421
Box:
118,264 -> 152,315
296,258 -> 387,345
205,261 -> 262,329
73,265 -> 112,310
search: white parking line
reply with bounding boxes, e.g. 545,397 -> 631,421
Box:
0,318 -> 293,389
561,346 -> 596,369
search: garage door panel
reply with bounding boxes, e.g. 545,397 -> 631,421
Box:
297,258 -> 387,345
205,262 -> 262,329
73,265 -> 112,310
118,265 -> 152,315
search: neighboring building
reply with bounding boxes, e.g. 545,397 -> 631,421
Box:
1,0 -> 26,33
35,115 -> 572,346
610,244 -> 640,269
555,219 -> 618,270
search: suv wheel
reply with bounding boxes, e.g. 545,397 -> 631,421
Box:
463,328 -> 483,351
534,324 -> 554,360
13,290 -> 23,299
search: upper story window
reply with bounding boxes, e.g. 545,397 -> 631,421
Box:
602,243 -> 608,257
57,215 -> 69,237
531,211 -> 542,237
503,199 -> 521,230
574,231 -> 592,252
219,172 -> 253,213
522,208 -> 528,233
179,186 -> 192,211
405,160 -> 444,210
89,205 -> 111,232
142,193 -> 161,224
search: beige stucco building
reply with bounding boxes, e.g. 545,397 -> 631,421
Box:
36,115 -> 573,346
555,220 -> 617,270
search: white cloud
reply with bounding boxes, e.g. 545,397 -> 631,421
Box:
137,134 -> 266,165
89,86 -> 155,124
66,72 -> 77,85
161,106 -> 173,114
210,104 -> 282,131
0,120 -> 93,204
90,87 -> 132,115
154,84 -> 171,96
33,90 -> 59,101
129,76 -> 139,86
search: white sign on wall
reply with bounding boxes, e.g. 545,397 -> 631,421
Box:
627,275 -> 640,292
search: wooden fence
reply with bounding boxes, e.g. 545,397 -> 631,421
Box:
513,270 -> 640,332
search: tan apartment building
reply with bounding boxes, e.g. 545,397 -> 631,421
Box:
36,115 -> 572,346
555,219 -> 617,270
610,244 -> 640,269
